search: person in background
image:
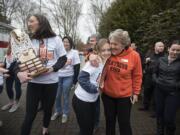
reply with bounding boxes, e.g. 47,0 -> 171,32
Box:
100,29 -> 142,135
139,42 -> 165,117
51,36 -> 80,123
131,43 -> 144,69
85,34 -> 100,61
153,40 -> 180,135
16,14 -> 67,135
1,45 -> 22,113
73,38 -> 111,135
0,63 -> 9,127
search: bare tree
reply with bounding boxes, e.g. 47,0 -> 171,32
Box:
89,0 -> 112,33
15,0 -> 39,29
44,0 -> 82,43
0,0 -> 20,23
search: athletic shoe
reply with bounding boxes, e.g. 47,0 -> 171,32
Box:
9,103 -> 19,113
1,103 -> 13,111
61,114 -> 68,123
51,113 -> 60,121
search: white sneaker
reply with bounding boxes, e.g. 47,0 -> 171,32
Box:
51,112 -> 60,121
9,103 -> 19,113
61,114 -> 68,123
0,120 -> 3,127
1,103 -> 13,111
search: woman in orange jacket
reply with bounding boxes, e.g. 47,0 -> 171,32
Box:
100,29 -> 143,135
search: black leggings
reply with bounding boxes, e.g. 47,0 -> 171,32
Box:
155,86 -> 180,133
72,94 -> 97,135
21,82 -> 58,135
6,76 -> 22,101
101,93 -> 132,135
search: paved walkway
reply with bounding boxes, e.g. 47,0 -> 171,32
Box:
0,84 -> 179,135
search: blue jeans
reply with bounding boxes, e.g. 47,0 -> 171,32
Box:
55,76 -> 73,115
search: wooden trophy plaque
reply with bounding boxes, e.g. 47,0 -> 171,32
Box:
10,29 -> 48,77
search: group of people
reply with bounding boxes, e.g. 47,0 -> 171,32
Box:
0,13 -> 179,135
138,41 -> 180,135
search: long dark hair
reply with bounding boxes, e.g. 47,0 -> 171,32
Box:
62,36 -> 74,49
169,40 -> 180,48
28,14 -> 56,39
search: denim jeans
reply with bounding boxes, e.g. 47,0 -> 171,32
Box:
55,76 -> 73,115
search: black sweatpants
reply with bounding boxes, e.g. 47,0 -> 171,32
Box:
143,73 -> 155,110
72,94 -> 97,135
155,86 -> 180,133
21,82 -> 58,135
101,93 -> 132,135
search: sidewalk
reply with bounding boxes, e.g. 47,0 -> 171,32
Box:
0,84 -> 179,135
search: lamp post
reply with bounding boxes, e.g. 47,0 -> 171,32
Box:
40,0 -> 42,13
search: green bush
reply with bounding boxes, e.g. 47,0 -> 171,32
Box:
99,0 -> 180,52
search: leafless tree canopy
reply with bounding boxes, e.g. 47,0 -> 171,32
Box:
0,0 -> 20,22
44,0 -> 82,43
89,0 -> 111,33
15,0 -> 39,29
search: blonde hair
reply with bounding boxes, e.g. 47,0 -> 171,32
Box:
95,38 -> 109,53
109,29 -> 131,48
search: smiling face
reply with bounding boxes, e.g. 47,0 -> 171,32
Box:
63,38 -> 71,51
110,38 -> 125,55
100,43 -> 111,61
27,16 -> 40,34
168,44 -> 180,59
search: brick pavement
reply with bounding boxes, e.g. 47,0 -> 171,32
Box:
0,84 -> 179,135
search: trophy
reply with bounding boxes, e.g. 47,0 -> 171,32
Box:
10,29 -> 48,77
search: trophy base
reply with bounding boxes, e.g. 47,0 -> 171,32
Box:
19,58 -> 49,78
30,68 -> 49,78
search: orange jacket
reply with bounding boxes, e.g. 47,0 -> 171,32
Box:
101,47 -> 142,98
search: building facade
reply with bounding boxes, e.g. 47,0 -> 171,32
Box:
0,22 -> 14,62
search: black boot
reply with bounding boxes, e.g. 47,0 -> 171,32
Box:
156,119 -> 164,135
165,126 -> 175,135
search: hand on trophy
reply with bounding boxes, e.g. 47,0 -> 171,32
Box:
17,71 -> 32,83
10,29 -> 49,78
0,68 -> 9,74
41,67 -> 54,75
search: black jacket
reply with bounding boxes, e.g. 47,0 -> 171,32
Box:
153,56 -> 180,91
145,52 -> 165,74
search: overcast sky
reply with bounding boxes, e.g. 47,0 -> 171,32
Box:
11,0 -> 102,43
78,0 -> 96,43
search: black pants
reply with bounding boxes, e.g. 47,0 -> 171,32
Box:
72,95 -> 97,135
0,85 -> 3,94
101,93 -> 132,135
21,82 -> 58,135
94,96 -> 100,127
143,73 -> 155,110
155,86 -> 180,134
6,76 -> 22,101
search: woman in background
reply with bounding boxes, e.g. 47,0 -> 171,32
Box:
1,45 -> 22,113
51,36 -> 80,123
153,40 -> 180,135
